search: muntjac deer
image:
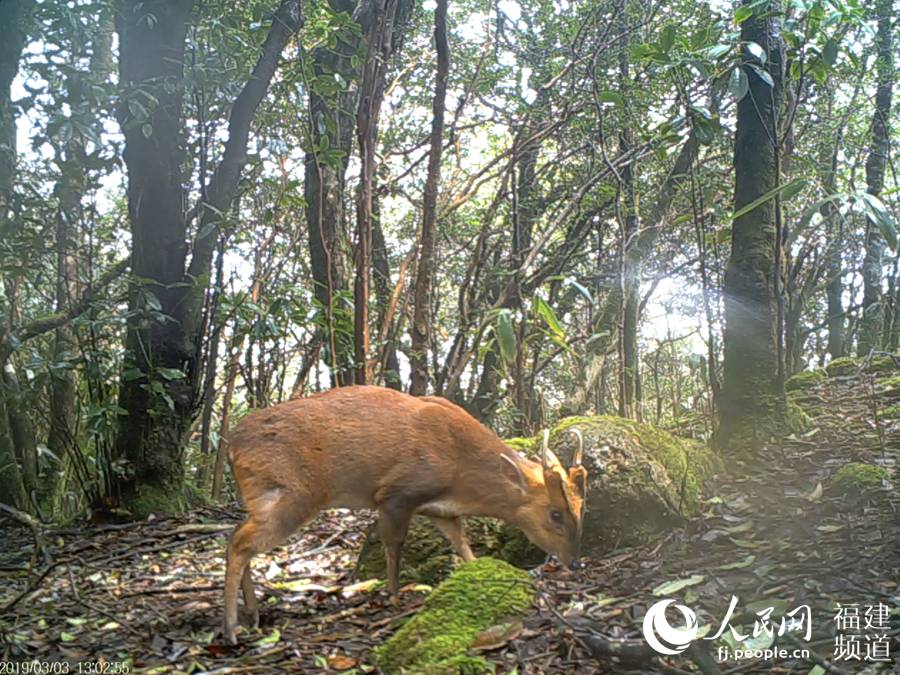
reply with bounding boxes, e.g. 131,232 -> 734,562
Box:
222,385 -> 587,643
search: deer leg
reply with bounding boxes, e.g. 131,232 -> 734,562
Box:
223,491 -> 314,644
428,515 -> 476,562
241,567 -> 258,629
378,504 -> 411,596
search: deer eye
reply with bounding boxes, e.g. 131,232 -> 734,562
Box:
550,510 -> 564,524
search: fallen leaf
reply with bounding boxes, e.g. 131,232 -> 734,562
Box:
806,482 -> 824,501
471,620 -> 524,651
327,654 -> 358,671
652,574 -> 706,596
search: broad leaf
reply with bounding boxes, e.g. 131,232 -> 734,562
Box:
495,309 -> 518,365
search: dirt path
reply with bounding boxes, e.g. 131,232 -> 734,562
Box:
1,375 -> 897,673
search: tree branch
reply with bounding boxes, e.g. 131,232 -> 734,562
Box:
1,258 -> 128,364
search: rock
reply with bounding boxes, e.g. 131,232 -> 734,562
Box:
374,558 -> 535,674
831,462 -> 889,497
540,416 -> 721,554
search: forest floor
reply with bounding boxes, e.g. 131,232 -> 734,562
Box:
1,373 -> 898,674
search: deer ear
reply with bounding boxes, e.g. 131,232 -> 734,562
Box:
568,466 -> 587,497
543,468 -> 568,507
500,454 -> 528,493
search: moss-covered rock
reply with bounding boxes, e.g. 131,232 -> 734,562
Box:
826,354 -> 899,377
356,516 -> 543,586
826,356 -> 859,377
375,558 -> 535,674
785,369 -> 826,391
867,355 -> 897,373
545,416 -> 722,554
831,463 -> 888,497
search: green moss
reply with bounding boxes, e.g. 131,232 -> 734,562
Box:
554,415 -> 720,510
878,374 -> 900,392
129,483 -> 187,519
785,369 -> 826,391
786,398 -> 811,433
832,463 -> 888,496
867,355 -> 897,373
826,354 -> 899,377
538,416 -> 722,554
375,558 -> 534,674
503,436 -> 538,454
825,357 -> 858,377
880,403 -> 900,418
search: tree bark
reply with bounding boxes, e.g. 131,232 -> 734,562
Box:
0,0 -> 34,231
822,93 -> 846,359
410,0 -> 449,396
0,0 -> 35,509
718,0 -> 785,446
857,0 -> 893,355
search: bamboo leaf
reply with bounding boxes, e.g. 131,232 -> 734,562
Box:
730,177 -> 807,221
495,309 -> 518,365
533,296 -> 565,339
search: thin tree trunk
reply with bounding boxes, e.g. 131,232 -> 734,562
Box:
410,0 -> 449,396
858,0 -> 893,355
354,0 -> 400,385
371,202 -> 402,389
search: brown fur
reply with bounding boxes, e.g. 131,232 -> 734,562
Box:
222,385 -> 586,643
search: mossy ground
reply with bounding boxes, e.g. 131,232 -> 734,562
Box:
374,558 -> 535,674
785,369 -> 826,391
831,462 -> 888,496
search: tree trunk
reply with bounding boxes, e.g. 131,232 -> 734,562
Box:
409,0 -> 449,396
858,0 -> 893,356
354,0 -> 401,385
114,0 -> 196,511
0,0 -> 34,230
371,202 -> 402,389
304,0 -> 366,387
615,0 -> 639,419
823,119 -> 845,359
114,0 -> 301,514
0,0 -> 35,510
718,0 -> 785,447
